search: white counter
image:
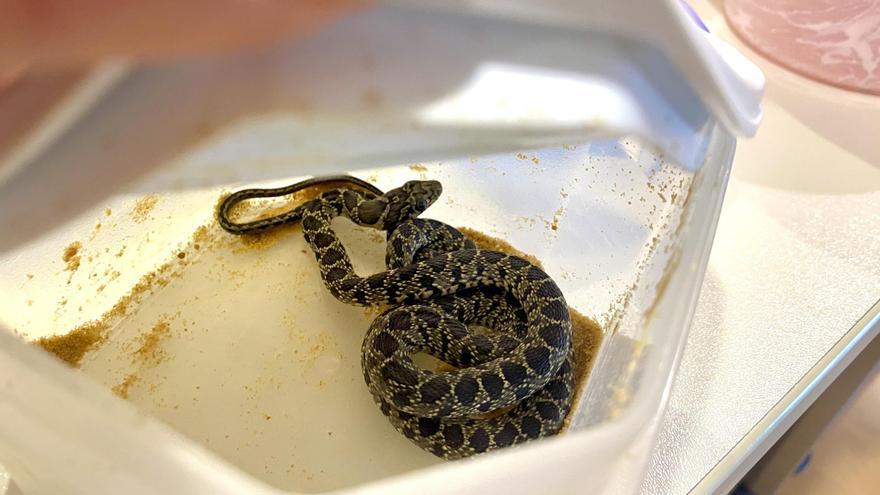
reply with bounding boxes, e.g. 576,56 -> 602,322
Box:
641,2 -> 880,493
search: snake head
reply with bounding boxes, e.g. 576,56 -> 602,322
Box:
363,180 -> 441,230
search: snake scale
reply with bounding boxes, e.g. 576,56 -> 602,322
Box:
218,175 -> 574,459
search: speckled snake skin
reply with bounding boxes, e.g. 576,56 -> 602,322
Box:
218,176 -> 574,459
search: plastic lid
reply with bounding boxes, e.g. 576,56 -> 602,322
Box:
395,0 -> 765,137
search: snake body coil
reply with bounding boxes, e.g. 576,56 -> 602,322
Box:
219,177 -> 574,459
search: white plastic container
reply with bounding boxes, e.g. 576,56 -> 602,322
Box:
0,2 -> 759,494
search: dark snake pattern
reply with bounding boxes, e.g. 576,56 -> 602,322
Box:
218,175 -> 574,459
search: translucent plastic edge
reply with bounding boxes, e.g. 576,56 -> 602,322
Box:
0,328 -> 282,495
329,125 -> 737,495
0,126 -> 735,495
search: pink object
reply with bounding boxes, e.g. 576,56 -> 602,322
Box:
724,0 -> 880,95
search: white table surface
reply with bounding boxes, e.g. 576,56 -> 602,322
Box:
641,2 -> 880,494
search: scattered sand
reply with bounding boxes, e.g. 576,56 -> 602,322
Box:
36,320 -> 108,367
133,320 -> 171,365
35,180 -> 356,367
112,373 -> 141,399
563,311 -> 603,430
38,236 -> 206,368
549,205 -> 564,232
131,194 -> 159,223
515,153 -> 540,165
110,318 -> 174,398
62,241 -> 82,273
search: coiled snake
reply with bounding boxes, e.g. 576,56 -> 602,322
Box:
218,175 -> 574,459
